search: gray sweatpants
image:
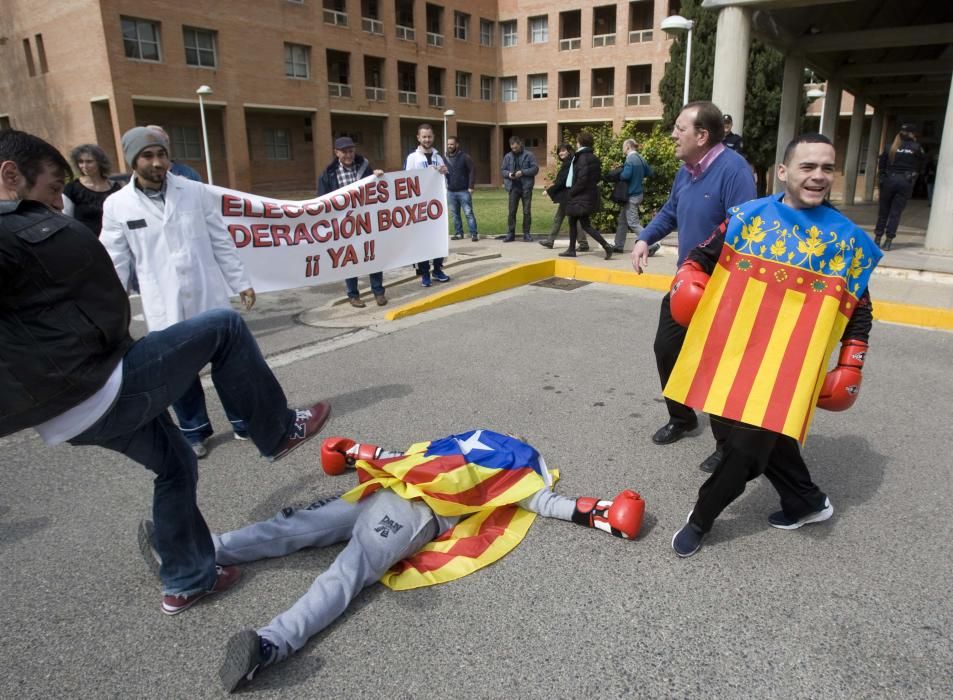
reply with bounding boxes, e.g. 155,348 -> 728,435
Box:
213,488 -> 574,661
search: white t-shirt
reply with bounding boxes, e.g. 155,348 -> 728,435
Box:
34,361 -> 123,445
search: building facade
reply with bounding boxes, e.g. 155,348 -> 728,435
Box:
1,0 -> 679,193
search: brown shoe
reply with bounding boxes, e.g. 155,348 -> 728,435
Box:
375,293 -> 388,306
161,565 -> 241,615
269,401 -> 332,462
348,297 -> 366,308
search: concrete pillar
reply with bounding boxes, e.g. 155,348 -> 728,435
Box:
863,111 -> 884,202
711,6 -> 752,135
821,77 -> 842,143
224,105 -> 250,191
842,95 -> 866,205
773,52 -> 805,193
924,73 -> 953,253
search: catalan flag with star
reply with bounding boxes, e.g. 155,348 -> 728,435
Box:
340,429 -> 558,590
664,194 -> 882,443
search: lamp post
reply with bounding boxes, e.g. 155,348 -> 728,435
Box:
196,85 -> 214,185
661,15 -> 694,107
806,84 -> 826,135
443,109 -> 455,154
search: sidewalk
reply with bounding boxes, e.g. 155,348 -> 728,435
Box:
300,199 -> 953,329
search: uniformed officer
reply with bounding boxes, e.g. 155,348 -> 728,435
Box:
874,123 -> 925,251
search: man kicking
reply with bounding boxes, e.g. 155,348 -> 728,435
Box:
139,429 -> 645,691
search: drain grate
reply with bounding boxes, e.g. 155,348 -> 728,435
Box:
531,276 -> 591,291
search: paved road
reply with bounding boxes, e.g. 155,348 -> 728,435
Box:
2,280 -> 951,698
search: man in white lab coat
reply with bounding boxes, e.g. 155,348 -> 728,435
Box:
101,127 -> 256,458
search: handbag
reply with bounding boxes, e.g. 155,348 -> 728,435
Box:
611,179 -> 630,204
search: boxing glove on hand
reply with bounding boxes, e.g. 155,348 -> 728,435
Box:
670,260 -> 710,327
817,339 -> 868,411
572,490 -> 645,540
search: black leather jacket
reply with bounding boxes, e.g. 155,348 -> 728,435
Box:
0,199 -> 133,436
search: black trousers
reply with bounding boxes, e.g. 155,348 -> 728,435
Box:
567,215 -> 609,252
875,174 -> 914,239
507,188 -> 533,235
689,419 -> 827,533
653,293 -> 730,447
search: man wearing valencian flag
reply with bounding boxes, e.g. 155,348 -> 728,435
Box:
666,134 -> 882,558
197,429 -> 644,691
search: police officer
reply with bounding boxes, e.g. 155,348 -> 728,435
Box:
874,123 -> 925,251
722,114 -> 744,155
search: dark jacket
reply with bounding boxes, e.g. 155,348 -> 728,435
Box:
565,148 -> 602,217
546,158 -> 572,204
445,150 -> 476,191
878,139 -> 925,179
317,155 -> 372,196
0,200 -> 134,436
501,148 -> 539,192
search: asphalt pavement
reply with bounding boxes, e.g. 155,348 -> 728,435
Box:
2,236 -> 952,697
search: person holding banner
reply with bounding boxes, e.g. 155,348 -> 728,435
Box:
666,134 -> 881,558
317,136 -> 387,308
405,124 -> 451,287
134,429 -> 645,692
101,127 -> 257,458
0,129 -> 333,617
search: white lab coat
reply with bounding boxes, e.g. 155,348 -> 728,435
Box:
101,173 -> 251,331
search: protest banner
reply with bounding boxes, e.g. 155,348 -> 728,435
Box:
212,168 -> 448,294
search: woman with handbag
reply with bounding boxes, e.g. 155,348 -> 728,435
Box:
559,132 -> 614,260
539,144 -> 589,250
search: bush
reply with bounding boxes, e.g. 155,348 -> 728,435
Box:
560,122 -> 679,232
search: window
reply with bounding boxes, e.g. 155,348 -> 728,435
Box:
480,19 -> 493,46
454,12 -> 469,41
529,74 -> 548,100
169,126 -> 202,160
183,27 -> 216,68
122,17 -> 161,61
480,75 -> 493,101
284,43 -> 310,79
264,129 -> 291,160
34,34 -> 49,73
455,71 -> 471,98
501,77 -> 517,102
529,16 -> 548,43
22,39 -> 36,77
501,21 -> 517,48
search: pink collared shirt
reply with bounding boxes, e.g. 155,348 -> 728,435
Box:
685,143 -> 726,180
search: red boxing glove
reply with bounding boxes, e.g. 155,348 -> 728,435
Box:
817,339 -> 868,411
670,260 -> 709,327
320,437 -> 355,476
572,490 -> 645,540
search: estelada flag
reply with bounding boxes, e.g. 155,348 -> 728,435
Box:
340,429 -> 558,590
664,194 -> 881,443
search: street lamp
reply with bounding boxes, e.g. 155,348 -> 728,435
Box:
661,15 -> 694,107
196,85 -> 214,185
443,109 -> 455,154
806,84 -> 826,134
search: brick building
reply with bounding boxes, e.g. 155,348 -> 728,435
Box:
0,0 -> 679,193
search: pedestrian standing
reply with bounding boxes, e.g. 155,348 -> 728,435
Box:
405,124 -> 451,287
500,136 -> 539,242
445,136 -> 479,241
63,143 -> 121,236
874,123 -> 925,251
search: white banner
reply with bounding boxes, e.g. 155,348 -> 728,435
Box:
212,168 -> 448,294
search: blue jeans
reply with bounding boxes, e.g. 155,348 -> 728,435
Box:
447,190 -> 478,237
172,378 -> 247,443
69,309 -> 295,595
345,272 -> 384,299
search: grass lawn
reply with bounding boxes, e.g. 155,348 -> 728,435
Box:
447,189 -> 566,237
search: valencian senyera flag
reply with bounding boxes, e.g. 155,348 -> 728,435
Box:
664,194 -> 882,443
340,429 -> 558,590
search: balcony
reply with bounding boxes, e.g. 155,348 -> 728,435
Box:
328,82 -> 351,98
558,97 -> 580,109
559,37 -> 581,51
626,93 -> 651,106
396,25 -> 416,41
398,90 -> 418,105
592,33 -> 616,48
629,29 -> 653,43
323,9 -> 348,27
362,17 -> 383,35
365,86 -> 386,101
591,95 -> 614,108
427,32 -> 444,48
428,93 -> 446,108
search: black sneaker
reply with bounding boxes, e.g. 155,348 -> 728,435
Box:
768,498 -> 833,530
699,450 -> 725,474
219,630 -> 278,693
672,522 -> 705,557
137,519 -> 161,581
538,240 -> 554,249
577,243 -> 590,252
